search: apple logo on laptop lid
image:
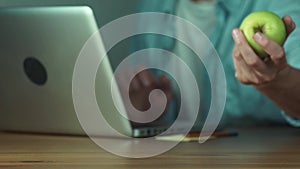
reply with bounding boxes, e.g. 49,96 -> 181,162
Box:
23,57 -> 47,86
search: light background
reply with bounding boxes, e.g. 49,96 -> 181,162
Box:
0,0 -> 139,68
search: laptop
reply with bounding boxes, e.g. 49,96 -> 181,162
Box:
0,6 -> 195,138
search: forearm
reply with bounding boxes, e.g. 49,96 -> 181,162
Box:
255,65 -> 300,119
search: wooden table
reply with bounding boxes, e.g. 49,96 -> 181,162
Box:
1,127 -> 300,168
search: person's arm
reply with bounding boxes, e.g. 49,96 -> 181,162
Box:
255,66 -> 300,119
231,15 -> 300,119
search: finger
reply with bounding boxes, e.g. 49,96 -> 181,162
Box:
117,67 -> 137,93
234,55 -> 264,85
159,75 -> 172,101
232,46 -> 266,85
137,69 -> 158,89
232,44 -> 250,82
232,45 -> 246,82
159,75 -> 170,89
232,53 -> 242,81
232,29 -> 268,73
231,45 -> 245,80
283,15 -> 296,38
253,32 -> 287,66
129,68 -> 142,92
232,54 -> 250,84
232,45 -> 241,70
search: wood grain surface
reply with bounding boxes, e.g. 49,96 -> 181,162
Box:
0,127 -> 300,169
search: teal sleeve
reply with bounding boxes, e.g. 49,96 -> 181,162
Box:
281,112 -> 300,127
267,0 -> 300,127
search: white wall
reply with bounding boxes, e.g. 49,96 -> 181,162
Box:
0,0 -> 139,68
0,0 -> 138,27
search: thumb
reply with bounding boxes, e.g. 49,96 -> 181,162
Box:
283,15 -> 296,39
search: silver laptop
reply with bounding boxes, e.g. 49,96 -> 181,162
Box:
0,6 -> 193,138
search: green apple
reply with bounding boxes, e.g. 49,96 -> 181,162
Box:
240,11 -> 286,59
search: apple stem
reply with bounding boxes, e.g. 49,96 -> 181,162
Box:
254,24 -> 266,33
254,27 -> 263,33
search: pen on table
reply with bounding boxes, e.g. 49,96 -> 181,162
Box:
186,131 -> 239,138
155,131 -> 238,142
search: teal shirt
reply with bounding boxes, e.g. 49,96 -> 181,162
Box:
131,0 -> 300,127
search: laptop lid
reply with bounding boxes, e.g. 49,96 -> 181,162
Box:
0,6 -> 132,137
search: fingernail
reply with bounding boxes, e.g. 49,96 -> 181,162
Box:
254,32 -> 263,42
233,29 -> 241,44
233,29 -> 240,38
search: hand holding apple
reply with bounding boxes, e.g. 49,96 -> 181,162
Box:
231,13 -> 296,85
240,11 -> 286,59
